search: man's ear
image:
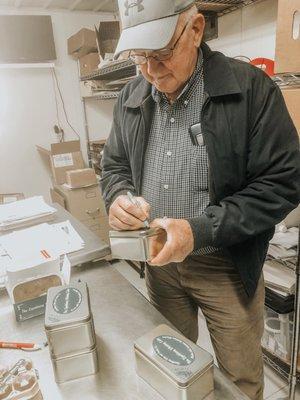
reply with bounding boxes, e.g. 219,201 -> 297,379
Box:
191,13 -> 206,47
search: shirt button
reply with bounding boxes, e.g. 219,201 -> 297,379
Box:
163,184 -> 169,190
170,117 -> 175,123
184,100 -> 188,106
166,151 -> 172,156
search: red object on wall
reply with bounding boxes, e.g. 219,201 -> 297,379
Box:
250,58 -> 275,77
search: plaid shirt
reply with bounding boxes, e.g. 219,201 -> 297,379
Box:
141,51 -> 219,255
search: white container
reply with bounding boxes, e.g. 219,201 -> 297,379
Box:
134,324 -> 214,400
262,306 -> 293,363
6,255 -> 70,322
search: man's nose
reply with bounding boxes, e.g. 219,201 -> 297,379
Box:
147,57 -> 161,75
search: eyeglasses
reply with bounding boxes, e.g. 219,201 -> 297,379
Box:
129,22 -> 189,65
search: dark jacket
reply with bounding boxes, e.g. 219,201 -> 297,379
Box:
101,43 -> 300,297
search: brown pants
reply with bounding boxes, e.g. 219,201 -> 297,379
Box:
146,253 -> 265,400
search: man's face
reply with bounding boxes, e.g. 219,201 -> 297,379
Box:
134,18 -> 201,97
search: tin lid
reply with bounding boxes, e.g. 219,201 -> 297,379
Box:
45,282 -> 91,330
109,227 -> 164,238
134,324 -> 214,388
51,344 -> 97,361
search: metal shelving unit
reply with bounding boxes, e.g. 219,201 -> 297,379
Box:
196,0 -> 266,15
80,60 -> 136,82
262,348 -> 300,383
83,92 -> 119,100
262,230 -> 300,399
79,59 -> 137,168
273,74 -> 300,89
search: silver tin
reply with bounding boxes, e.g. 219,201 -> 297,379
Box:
134,324 -> 214,400
45,282 -> 96,358
51,345 -> 99,383
109,228 -> 167,261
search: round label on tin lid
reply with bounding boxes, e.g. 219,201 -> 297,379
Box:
153,335 -> 195,366
53,287 -> 82,314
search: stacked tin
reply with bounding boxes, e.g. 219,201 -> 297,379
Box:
109,227 -> 167,261
44,282 -> 98,383
134,324 -> 214,400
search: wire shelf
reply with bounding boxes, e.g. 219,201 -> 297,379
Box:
262,348 -> 300,383
196,0 -> 265,16
273,73 -> 300,89
80,60 -> 136,82
83,92 -> 119,100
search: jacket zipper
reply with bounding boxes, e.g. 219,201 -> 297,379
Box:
138,103 -> 149,280
201,92 -> 215,205
138,102 -> 149,197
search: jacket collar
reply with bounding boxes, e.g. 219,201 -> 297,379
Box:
201,42 -> 241,97
124,42 -> 242,109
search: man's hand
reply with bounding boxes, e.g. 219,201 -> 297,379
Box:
149,218 -> 194,266
109,194 -> 150,231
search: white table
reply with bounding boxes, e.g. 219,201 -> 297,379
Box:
0,261 -> 250,400
0,203 -> 111,288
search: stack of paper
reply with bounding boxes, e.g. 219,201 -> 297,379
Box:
0,196 -> 56,231
263,260 -> 295,294
0,221 -> 84,279
264,226 -> 298,295
270,227 -> 299,249
267,244 -> 297,260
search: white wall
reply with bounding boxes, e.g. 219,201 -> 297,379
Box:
0,8 -> 116,201
0,0 -> 278,201
209,0 -> 278,59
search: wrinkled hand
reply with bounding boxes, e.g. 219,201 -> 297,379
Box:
149,218 -> 194,266
109,194 -> 150,231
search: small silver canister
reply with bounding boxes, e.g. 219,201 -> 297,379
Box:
51,345 -> 99,383
109,228 -> 167,261
45,282 -> 98,383
134,324 -> 214,400
45,282 -> 96,357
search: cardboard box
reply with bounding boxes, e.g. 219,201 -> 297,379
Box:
52,184 -> 106,222
282,88 -> 300,135
51,184 -> 109,241
66,168 -> 98,189
50,188 -> 65,208
79,52 -> 99,76
68,28 -> 97,59
0,193 -> 24,204
95,21 -> 120,60
275,0 -> 300,74
83,215 -> 110,243
50,141 -> 85,185
36,145 -> 52,178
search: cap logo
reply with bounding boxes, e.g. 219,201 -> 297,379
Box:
124,0 -> 144,16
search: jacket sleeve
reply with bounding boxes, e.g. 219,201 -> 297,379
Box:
100,94 -> 136,212
189,75 -> 300,249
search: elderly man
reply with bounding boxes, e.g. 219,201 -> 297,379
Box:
101,1 -> 300,399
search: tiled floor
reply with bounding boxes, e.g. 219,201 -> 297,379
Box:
113,260 -> 300,400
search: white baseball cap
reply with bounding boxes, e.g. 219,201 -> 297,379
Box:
115,0 -> 195,58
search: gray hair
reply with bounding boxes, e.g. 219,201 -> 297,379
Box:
180,4 -> 198,24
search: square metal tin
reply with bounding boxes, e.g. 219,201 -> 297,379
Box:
51,345 -> 99,383
134,324 -> 214,400
45,282 -> 91,329
109,228 -> 166,262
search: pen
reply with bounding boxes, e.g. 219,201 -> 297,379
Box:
0,341 -> 45,351
127,191 -> 150,229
